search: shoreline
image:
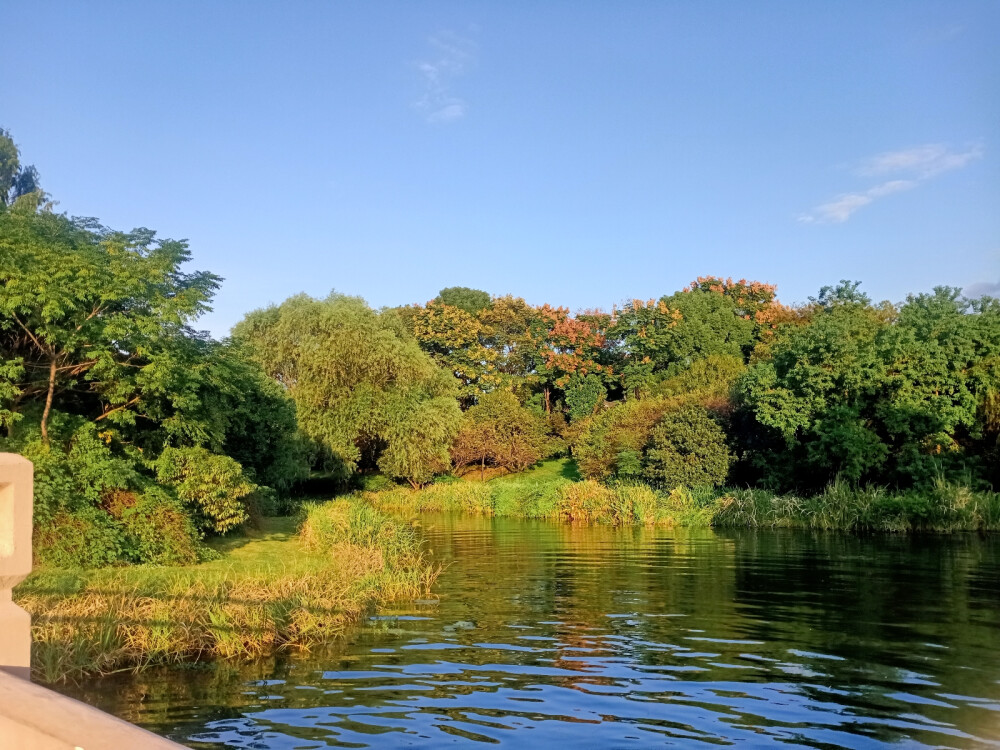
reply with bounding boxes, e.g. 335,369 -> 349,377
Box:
14,502 -> 440,683
363,460 -> 1000,533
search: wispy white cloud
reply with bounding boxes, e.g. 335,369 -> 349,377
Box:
858,143 -> 984,179
413,31 -> 476,124
800,143 -> 984,224
964,280 -> 1000,298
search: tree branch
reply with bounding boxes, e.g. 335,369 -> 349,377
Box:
94,396 -> 141,422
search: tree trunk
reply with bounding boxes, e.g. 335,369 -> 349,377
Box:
543,387 -> 551,414
480,455 -> 485,481
40,356 -> 57,447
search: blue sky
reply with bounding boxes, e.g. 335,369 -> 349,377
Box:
3,1 -> 998,336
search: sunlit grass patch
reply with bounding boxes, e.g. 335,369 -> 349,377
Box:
15,503 -> 438,683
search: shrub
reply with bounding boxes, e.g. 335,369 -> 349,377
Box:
114,487 -> 203,565
451,391 -> 554,478
573,397 -> 680,480
11,419 -> 138,523
642,405 -> 732,489
34,507 -> 125,568
155,446 -> 258,534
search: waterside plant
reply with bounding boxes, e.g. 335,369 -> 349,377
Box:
363,464 -> 1000,533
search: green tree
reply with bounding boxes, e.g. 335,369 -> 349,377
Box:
609,277 -> 779,397
642,405 -> 732,489
0,207 -> 219,444
565,373 -> 607,421
0,128 -> 43,206
451,390 -> 555,478
234,293 -> 462,486
736,285 -> 892,485
436,286 -> 492,315
403,298 -> 498,406
878,288 -> 1000,483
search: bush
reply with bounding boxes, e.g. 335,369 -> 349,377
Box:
155,447 -> 258,534
642,405 -> 732,489
34,507 -> 125,568
10,419 -> 138,523
451,391 -> 555,477
573,397 -> 680,480
112,487 -> 203,565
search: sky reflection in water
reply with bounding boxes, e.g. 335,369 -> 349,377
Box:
63,516 -> 1000,748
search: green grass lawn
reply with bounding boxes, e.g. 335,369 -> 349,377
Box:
481,457 -> 581,485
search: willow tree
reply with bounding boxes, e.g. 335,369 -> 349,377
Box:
234,293 -> 461,486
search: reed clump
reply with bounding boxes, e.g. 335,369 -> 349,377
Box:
15,501 -> 439,683
713,479 -> 1000,532
364,476 -> 715,527
364,463 -> 1000,533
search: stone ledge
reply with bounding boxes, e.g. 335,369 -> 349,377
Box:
0,670 -> 186,749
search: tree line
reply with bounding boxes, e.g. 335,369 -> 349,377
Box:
2,129 -> 998,566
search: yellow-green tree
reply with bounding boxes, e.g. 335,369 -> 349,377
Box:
235,293 -> 462,486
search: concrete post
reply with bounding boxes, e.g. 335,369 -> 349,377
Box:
0,453 -> 32,680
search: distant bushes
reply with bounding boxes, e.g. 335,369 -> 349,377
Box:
642,405 -> 732,489
573,397 -> 681,480
362,467 -> 1000,532
574,397 -> 732,489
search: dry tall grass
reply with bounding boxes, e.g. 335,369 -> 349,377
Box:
16,503 -> 438,682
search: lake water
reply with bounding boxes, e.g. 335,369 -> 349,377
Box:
60,516 -> 1000,748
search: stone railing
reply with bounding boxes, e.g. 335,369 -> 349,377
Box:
0,453 -> 185,749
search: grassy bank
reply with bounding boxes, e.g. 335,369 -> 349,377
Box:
364,459 -> 1000,532
14,500 -> 438,683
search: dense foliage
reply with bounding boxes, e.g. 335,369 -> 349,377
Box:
736,284 -> 1000,490
642,406 -> 732,489
450,391 -> 559,478
0,131 -> 306,566
233,293 -> 462,487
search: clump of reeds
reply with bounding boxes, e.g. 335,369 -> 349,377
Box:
364,470 -> 1000,533
712,479 -> 1000,532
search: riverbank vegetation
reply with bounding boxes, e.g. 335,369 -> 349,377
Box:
366,459 -> 1000,531
16,501 -> 438,682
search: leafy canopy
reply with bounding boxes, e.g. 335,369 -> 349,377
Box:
235,293 -> 461,486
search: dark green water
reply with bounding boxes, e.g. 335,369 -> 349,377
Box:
61,516 -> 1000,748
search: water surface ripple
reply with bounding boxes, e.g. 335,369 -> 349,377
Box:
64,516 -> 1000,748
